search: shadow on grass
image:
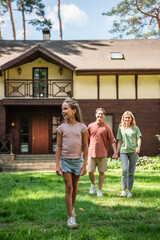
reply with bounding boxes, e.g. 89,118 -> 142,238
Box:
0,172 -> 160,239
0,195 -> 160,240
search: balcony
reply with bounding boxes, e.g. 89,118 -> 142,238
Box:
5,79 -> 73,98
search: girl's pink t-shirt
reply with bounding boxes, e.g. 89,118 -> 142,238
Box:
57,122 -> 87,159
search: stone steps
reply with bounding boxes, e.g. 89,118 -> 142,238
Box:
1,154 -> 56,172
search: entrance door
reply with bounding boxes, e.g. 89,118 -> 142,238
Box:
32,116 -> 49,154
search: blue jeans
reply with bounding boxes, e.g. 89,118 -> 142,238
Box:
120,153 -> 138,191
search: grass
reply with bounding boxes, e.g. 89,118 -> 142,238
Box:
0,161 -> 160,239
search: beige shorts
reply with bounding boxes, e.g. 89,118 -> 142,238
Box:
88,156 -> 107,172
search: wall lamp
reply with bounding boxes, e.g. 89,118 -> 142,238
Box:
59,67 -> 63,75
11,122 -> 15,127
17,67 -> 22,75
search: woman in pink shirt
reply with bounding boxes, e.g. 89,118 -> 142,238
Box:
56,97 -> 88,229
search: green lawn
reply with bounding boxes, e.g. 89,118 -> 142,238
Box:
0,167 -> 160,240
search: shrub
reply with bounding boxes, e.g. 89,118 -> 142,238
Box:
107,156 -> 160,170
107,157 -> 121,169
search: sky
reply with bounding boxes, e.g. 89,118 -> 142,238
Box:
0,0 -> 121,41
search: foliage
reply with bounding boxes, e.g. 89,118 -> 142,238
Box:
107,157 -> 121,169
0,170 -> 159,239
0,0 -> 52,40
16,0 -> 52,31
107,156 -> 160,170
155,134 -> 160,142
102,0 -> 160,39
136,156 -> 160,170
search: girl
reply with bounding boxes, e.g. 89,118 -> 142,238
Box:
117,111 -> 142,198
56,97 -> 88,229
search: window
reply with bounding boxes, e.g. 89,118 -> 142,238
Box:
20,117 -> 29,153
110,52 -> 124,60
104,115 -> 113,131
33,68 -> 48,98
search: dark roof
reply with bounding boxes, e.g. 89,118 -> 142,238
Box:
0,39 -> 160,73
0,43 -> 76,71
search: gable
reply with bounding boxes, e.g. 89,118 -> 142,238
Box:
0,44 -> 76,72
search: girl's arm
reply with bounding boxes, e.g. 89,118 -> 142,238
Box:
136,137 -> 141,154
117,140 -> 122,155
80,129 -> 88,176
56,132 -> 63,176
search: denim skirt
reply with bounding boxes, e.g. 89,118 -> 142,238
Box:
60,157 -> 83,176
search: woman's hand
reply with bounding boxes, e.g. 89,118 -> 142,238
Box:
136,147 -> 140,154
80,163 -> 87,176
112,153 -> 118,160
56,164 -> 63,176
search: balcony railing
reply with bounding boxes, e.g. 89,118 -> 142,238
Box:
5,79 -> 73,98
0,134 -> 13,154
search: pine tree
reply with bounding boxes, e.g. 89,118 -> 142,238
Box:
0,0 -> 16,39
16,0 -> 52,40
58,0 -> 62,40
102,0 -> 160,39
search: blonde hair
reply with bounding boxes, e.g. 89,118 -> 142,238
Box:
119,111 -> 136,129
63,97 -> 83,122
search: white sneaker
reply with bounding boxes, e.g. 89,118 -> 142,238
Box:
120,190 -> 127,197
67,217 -> 77,229
89,183 -> 96,194
97,189 -> 103,197
127,192 -> 132,198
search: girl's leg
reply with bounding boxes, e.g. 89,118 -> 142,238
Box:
128,153 -> 138,191
72,173 -> 80,208
63,172 -> 74,218
120,153 -> 129,190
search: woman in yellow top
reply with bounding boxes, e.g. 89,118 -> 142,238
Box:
117,111 -> 142,198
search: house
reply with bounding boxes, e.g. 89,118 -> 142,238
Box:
0,35 -> 160,159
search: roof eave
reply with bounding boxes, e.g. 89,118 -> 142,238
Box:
0,44 -> 76,72
76,69 -> 160,75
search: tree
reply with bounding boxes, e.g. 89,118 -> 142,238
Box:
102,0 -> 160,39
58,0 -> 63,40
16,0 -> 52,40
0,0 -> 7,39
0,0 -> 16,39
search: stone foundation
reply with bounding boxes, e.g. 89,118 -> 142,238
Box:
0,154 -> 15,165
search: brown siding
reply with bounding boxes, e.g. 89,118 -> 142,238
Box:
79,99 -> 160,157
6,105 -> 62,154
0,101 -> 6,135
1,99 -> 160,156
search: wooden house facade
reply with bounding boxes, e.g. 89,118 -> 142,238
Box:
0,39 -> 160,157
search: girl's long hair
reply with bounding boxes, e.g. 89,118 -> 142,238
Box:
63,97 -> 83,123
119,111 -> 136,130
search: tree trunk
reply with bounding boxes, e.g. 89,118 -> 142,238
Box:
21,2 -> 26,40
7,0 -> 16,40
156,7 -> 160,38
0,24 -> 2,40
58,0 -> 63,40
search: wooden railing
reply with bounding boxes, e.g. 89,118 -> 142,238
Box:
5,79 -> 73,98
0,134 -> 13,154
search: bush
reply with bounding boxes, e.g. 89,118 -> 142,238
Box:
107,157 -> 121,169
136,156 -> 160,170
107,156 -> 160,170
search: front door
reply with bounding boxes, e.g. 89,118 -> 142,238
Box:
32,116 -> 49,154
